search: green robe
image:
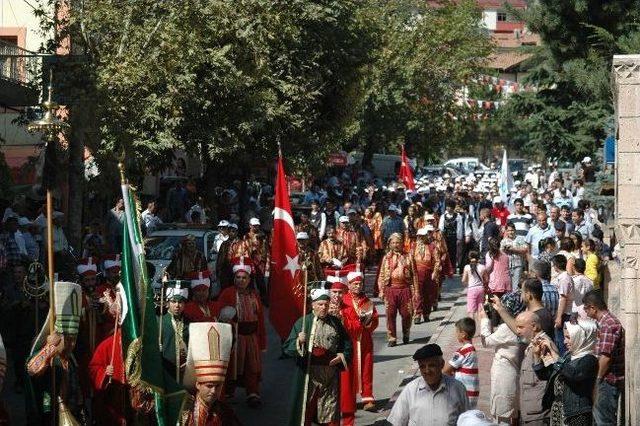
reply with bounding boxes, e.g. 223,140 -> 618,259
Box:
160,313 -> 189,382
282,313 -> 352,426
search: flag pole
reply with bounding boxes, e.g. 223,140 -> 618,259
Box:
301,265 -> 308,331
107,298 -> 121,386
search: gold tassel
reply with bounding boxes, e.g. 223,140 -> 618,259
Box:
58,398 -> 81,426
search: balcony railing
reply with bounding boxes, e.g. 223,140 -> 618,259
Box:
0,39 -> 40,87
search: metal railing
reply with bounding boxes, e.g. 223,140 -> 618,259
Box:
0,39 -> 40,86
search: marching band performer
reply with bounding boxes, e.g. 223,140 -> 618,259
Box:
160,280 -> 190,383
184,270 -> 219,323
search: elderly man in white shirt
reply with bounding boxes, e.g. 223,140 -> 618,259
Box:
387,344 -> 468,426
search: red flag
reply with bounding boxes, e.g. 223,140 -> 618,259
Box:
398,145 -> 416,191
269,155 -> 304,339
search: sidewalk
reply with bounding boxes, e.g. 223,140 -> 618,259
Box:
374,286 -> 495,424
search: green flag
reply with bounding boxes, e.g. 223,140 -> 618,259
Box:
120,181 -> 186,425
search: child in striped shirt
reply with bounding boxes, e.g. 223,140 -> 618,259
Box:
443,317 -> 479,407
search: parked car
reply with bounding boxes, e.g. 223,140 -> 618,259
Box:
444,157 -> 490,174
145,224 -> 219,294
417,165 -> 461,179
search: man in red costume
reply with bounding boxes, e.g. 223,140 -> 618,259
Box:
341,271 -> 378,414
88,285 -> 126,425
411,226 -> 441,323
181,322 -> 240,425
216,257 -> 266,407
377,233 -> 417,346
184,270 -> 219,322
88,329 -> 126,425
335,215 -> 367,265
326,275 -> 348,320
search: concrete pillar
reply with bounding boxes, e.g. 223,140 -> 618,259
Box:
612,54 -> 640,425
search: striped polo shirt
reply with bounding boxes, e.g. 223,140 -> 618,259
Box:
507,212 -> 532,237
449,342 -> 479,407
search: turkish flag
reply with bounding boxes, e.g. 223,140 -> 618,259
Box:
399,145 -> 416,191
269,155 -> 304,339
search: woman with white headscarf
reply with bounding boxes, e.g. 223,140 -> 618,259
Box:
480,292 -> 525,425
531,319 -> 598,425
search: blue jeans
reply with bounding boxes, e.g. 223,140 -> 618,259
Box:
594,380 -> 623,426
554,315 -> 570,356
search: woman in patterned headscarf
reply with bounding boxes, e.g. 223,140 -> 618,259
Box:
479,291 -> 525,425
532,319 -> 598,426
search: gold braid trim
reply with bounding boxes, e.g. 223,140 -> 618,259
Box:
125,337 -> 143,387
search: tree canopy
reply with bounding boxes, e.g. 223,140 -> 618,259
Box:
493,0 -> 640,161
29,0 -> 496,176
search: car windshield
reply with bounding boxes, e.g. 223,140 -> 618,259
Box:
145,235 -> 204,260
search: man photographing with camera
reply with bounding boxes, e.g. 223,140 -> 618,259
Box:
490,278 -> 555,339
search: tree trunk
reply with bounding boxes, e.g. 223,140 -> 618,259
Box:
66,102 -> 87,251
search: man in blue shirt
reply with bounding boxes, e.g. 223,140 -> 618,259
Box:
572,208 -> 594,239
381,205 -> 405,246
525,211 -> 555,259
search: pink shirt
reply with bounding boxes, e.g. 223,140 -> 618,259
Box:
485,251 -> 512,294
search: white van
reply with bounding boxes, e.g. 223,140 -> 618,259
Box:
444,157 -> 490,173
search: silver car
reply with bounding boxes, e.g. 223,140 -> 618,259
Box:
144,225 -> 220,296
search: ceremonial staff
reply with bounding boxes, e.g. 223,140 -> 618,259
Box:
27,70 -> 70,424
299,264 -> 310,426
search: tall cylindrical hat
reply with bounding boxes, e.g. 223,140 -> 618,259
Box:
183,322 -> 233,390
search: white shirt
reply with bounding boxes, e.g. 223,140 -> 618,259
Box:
387,374 -> 469,426
142,210 -> 163,233
480,318 -> 522,368
213,233 -> 228,252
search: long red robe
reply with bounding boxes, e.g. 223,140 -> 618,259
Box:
88,331 -> 126,425
216,287 -> 266,395
340,292 -> 379,418
184,300 -> 219,323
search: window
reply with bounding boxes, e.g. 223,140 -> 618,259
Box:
497,12 -> 508,22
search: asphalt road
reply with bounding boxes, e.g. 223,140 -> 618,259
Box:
230,272 -> 464,426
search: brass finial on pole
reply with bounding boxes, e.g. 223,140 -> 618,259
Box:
27,68 -> 70,426
118,162 -> 126,184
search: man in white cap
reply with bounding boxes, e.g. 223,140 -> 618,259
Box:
490,196 -> 510,228
318,226 -> 348,270
217,223 -> 250,288
181,322 -> 239,425
411,226 -> 441,323
581,156 -> 595,182
336,214 -> 367,265
27,282 -> 85,424
216,257 -> 266,407
524,166 -> 539,189
341,271 -> 379,413
213,220 -> 230,252
283,283 -> 351,426
297,232 -> 323,282
160,280 -> 190,383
